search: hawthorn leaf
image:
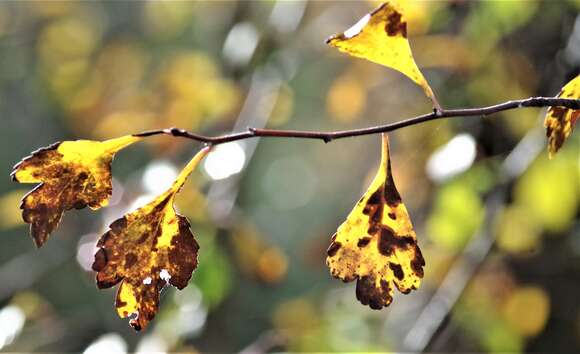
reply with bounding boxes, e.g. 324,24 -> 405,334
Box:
544,75 -> 580,158
326,133 -> 424,309
11,136 -> 142,247
92,146 -> 210,331
326,2 -> 440,109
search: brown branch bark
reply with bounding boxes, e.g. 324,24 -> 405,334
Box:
133,97 -> 579,145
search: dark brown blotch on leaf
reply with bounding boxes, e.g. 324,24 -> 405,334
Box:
385,10 -> 407,37
410,248 -> 426,278
357,237 -> 372,248
327,241 -> 342,257
363,187 -> 385,224
124,253 -> 138,269
384,160 -> 402,206
356,275 -> 392,310
389,262 -> 404,280
377,226 -> 415,256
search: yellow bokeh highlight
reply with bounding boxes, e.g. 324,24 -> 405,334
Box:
25,1 -> 77,18
272,298 -> 320,337
160,51 -> 240,128
143,0 -> 195,40
503,286 -> 550,337
38,17 -> 99,67
230,224 -> 288,283
10,291 -> 45,318
514,151 -> 579,233
495,205 -> 541,255
256,247 -> 288,284
0,189 -> 29,230
326,75 -> 366,122
95,40 -> 149,91
93,111 -> 156,140
174,180 -> 209,224
267,83 -> 295,127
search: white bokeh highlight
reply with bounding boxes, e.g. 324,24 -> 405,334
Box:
223,22 -> 259,66
426,133 -> 477,182
0,305 -> 25,350
142,161 -> 178,195
83,333 -> 127,354
204,142 -> 246,180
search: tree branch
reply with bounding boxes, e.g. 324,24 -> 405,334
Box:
133,97 -> 579,145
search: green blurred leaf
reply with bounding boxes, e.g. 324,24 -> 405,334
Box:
192,235 -> 233,308
514,146 -> 579,233
427,180 -> 484,251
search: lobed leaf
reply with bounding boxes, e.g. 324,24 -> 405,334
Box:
326,2 -> 439,109
11,136 -> 141,247
544,75 -> 580,158
92,147 -> 210,331
326,134 -> 424,309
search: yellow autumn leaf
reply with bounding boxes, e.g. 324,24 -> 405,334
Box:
92,146 -> 210,331
327,133 -> 424,309
11,135 -> 141,247
327,2 -> 440,109
544,74 -> 580,158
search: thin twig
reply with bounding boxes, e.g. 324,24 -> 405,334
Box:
133,97 -> 579,145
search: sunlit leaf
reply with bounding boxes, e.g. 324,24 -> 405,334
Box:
544,74 -> 580,157
327,2 -> 439,109
11,136 -> 141,247
326,134 -> 424,309
92,147 -> 210,331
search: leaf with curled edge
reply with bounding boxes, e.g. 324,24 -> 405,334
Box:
544,75 -> 580,158
326,2 -> 440,110
11,136 -> 141,247
92,146 -> 210,331
326,134 -> 424,309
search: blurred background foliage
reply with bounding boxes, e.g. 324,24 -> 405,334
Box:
0,0 -> 579,352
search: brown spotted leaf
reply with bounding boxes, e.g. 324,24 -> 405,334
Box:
92,147 -> 210,331
326,2 -> 440,109
11,136 -> 141,247
327,134 -> 424,309
544,75 -> 580,158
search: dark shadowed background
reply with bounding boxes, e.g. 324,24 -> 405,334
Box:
0,0 -> 579,353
